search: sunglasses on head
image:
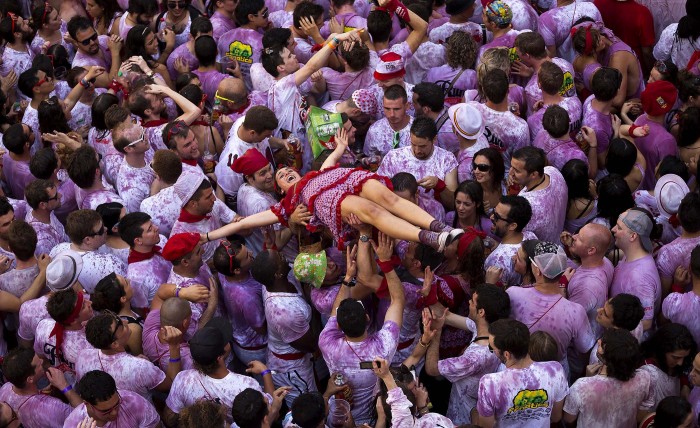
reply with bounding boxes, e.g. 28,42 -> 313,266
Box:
220,240 -> 240,273
472,163 -> 491,172
257,8 -> 269,18
166,121 -> 187,142
78,32 -> 98,46
168,1 -> 188,9
6,12 -> 17,34
654,60 -> 668,74
41,2 -> 51,25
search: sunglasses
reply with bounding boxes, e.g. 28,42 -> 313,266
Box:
472,163 -> 491,172
126,127 -> 146,147
491,210 -> 512,224
78,32 -> 98,46
214,90 -> 236,104
87,225 -> 107,237
166,121 -> 187,142
168,1 -> 188,8
103,308 -> 123,343
257,8 -> 269,18
220,240 -> 240,273
33,75 -> 54,89
89,392 -> 122,415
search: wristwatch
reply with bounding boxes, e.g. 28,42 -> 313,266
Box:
342,277 -> 357,287
359,235 -> 370,242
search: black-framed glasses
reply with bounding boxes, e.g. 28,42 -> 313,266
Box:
89,392 -> 122,415
491,211 -> 512,224
78,32 -> 98,46
472,163 -> 491,172
168,0 -> 188,8
220,240 -> 239,273
103,308 -> 122,343
87,225 -> 107,237
488,344 -> 494,353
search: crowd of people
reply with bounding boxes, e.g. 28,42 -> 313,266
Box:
0,0 -> 698,425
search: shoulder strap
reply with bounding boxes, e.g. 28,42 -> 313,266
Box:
445,68 -> 466,96
435,109 -> 450,132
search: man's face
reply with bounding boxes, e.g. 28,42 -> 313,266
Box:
235,244 -> 254,273
383,97 -> 407,127
88,392 -> 121,422
611,212 -> 633,251
252,129 -> 273,144
666,349 -> 691,371
378,76 -> 403,90
410,135 -> 434,160
186,243 -> 205,270
249,164 -> 274,193
508,157 -> 530,187
44,184 -> 62,212
250,6 -> 270,29
595,299 -> 614,329
86,221 -> 107,248
490,203 -> 512,238
112,311 -> 132,347
117,274 -> 134,301
146,93 -> 166,116
218,0 -> 238,13
175,130 -> 201,160
468,292 -> 479,321
138,220 -> 160,246
74,26 -> 100,55
34,70 -> 55,96
30,354 -> 45,381
512,246 -> 528,276
193,186 -> 216,215
323,258 -> 342,285
0,211 -> 14,240
488,334 -> 506,364
78,297 -> 94,324
570,225 -> 592,258
279,47 -> 300,75
689,354 -> 700,387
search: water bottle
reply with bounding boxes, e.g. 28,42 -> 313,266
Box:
287,134 -> 303,170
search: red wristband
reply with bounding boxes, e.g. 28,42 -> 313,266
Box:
377,259 -> 394,273
433,178 -> 446,201
559,275 -> 569,288
628,124 -> 641,136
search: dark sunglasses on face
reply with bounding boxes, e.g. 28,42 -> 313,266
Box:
87,225 -> 107,237
491,210 -> 512,224
168,1 -> 188,8
472,163 -> 491,172
78,32 -> 98,46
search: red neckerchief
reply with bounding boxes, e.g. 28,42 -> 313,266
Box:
181,158 -> 198,166
128,246 -> 162,264
178,208 -> 210,223
142,118 -> 169,127
231,98 -> 251,115
49,292 -> 84,361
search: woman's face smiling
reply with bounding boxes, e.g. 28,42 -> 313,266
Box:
275,167 -> 301,192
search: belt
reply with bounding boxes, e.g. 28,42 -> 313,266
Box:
397,337 -> 416,351
271,351 -> 306,361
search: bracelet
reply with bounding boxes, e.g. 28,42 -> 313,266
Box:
79,78 -> 91,89
61,385 -> 73,394
175,285 -> 182,298
418,338 -> 430,348
260,369 -> 272,377
377,259 -> 394,274
206,232 -> 210,242
169,357 -> 181,363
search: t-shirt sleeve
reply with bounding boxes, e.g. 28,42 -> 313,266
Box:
661,293 -> 682,321
278,301 -> 311,343
165,373 -> 188,413
538,15 -> 556,46
140,398 -> 162,428
551,363 -> 570,402
562,381 -> 582,416
476,375 -> 496,417
438,348 -> 488,382
142,360 -> 168,390
573,306 -> 596,353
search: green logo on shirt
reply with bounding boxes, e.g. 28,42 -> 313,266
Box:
508,389 -> 549,413
228,41 -> 253,64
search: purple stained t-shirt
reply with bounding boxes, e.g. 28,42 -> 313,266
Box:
468,102 -> 529,172
610,255 -> 661,321
127,253 -> 172,308
363,117 -> 414,157
319,317 -> 400,425
166,43 -> 198,81
655,235 -> 700,281
477,361 -> 569,427
425,65 -> 477,100
75,350 -> 166,400
0,382 -> 72,428
662,291 -> 700,347
567,258 -> 613,338
539,2 -> 602,62
532,131 -> 588,171
524,58 -> 576,116
633,114 -> 678,190
217,28 -> 264,90
63,389 -> 161,428
219,273 -> 267,349
507,286 -> 596,361
527,96 -> 583,143
142,309 -> 195,372
562,370 -> 654,427
519,166 -> 569,243
581,95 -> 614,154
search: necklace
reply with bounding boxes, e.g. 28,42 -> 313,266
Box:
527,176 -> 546,192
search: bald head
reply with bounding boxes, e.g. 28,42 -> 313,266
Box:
160,297 -> 192,327
217,78 -> 248,105
581,223 -> 612,256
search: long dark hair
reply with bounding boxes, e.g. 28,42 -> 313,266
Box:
38,97 -> 71,137
124,25 -> 158,68
677,0 -> 700,41
641,323 -> 696,377
452,180 -> 487,227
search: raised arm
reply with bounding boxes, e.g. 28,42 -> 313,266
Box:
64,66 -> 106,112
330,245 -> 358,316
377,0 -> 427,54
145,84 -> 202,125
320,127 -> 350,170
295,29 -> 362,87
372,232 -> 404,327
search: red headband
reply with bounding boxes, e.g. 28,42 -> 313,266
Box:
570,25 -> 594,55
49,292 -> 84,360
457,227 -> 487,258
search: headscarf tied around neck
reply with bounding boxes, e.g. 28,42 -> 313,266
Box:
457,227 -> 487,259
48,291 -> 84,360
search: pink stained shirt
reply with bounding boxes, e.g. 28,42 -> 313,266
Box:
566,258 -> 613,339
219,273 -> 267,349
0,383 -> 72,428
34,319 -> 95,378
609,255 -> 661,321
75,350 -> 166,400
63,389 -> 161,428
532,131 -> 588,171
662,291 -> 700,347
142,309 -> 195,372
363,117 -> 414,157
140,186 -> 180,237
18,294 -> 50,342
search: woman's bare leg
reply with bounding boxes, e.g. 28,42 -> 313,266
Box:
358,180 -> 436,229
341,196 -> 423,242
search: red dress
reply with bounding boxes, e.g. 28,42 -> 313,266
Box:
271,165 -> 392,247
